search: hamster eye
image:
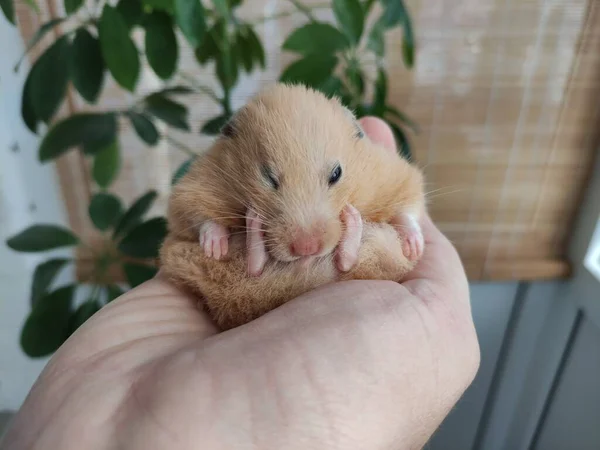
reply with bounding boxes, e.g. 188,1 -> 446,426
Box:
329,164 -> 342,186
262,166 -> 279,190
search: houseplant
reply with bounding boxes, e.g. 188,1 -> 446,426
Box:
2,0 -> 417,357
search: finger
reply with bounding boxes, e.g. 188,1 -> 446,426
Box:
358,116 -> 396,152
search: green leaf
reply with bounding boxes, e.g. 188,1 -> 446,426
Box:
89,192 -> 123,231
145,12 -> 178,80
283,22 -> 349,56
29,35 -> 70,123
235,28 -> 254,73
200,114 -> 230,135
380,0 -> 414,68
25,0 -> 39,13
401,18 -> 414,68
389,122 -> 411,161
317,76 -> 344,98
280,54 -> 338,89
246,26 -> 265,69
69,299 -> 100,334
227,0 -> 241,8
106,285 -> 125,302
215,41 -> 238,90
172,158 -> 194,185
127,112 -> 159,145
363,0 -> 376,15
1,0 -> 14,25
345,61 -> 365,96
15,18 -> 65,71
117,0 -> 143,29
21,285 -> 74,357
144,94 -> 189,130
123,263 -> 157,287
21,69 -> 38,133
99,5 -> 140,91
333,0 -> 364,45
30,258 -> 70,307
156,85 -> 194,95
212,0 -> 228,17
385,105 -> 419,134
118,217 -> 167,258
38,113 -> 117,162
372,68 -> 387,116
64,0 -> 83,14
142,0 -> 174,14
93,141 -> 121,188
195,20 -> 222,64
70,28 -> 105,103
6,224 -> 78,252
367,19 -> 385,57
113,190 -> 158,238
175,0 -> 205,47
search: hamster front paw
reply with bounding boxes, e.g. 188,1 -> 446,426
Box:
391,212 -> 424,261
246,210 -> 268,276
199,221 -> 229,260
335,204 -> 364,272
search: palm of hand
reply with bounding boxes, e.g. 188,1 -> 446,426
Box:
2,118 -> 479,450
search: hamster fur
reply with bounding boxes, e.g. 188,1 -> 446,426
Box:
160,83 -> 426,330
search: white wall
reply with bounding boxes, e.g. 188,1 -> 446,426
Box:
0,13 -> 73,410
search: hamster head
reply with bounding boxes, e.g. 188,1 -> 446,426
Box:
216,83 -> 367,262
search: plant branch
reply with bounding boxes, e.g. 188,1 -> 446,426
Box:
287,0 -> 317,21
251,3 -> 329,24
178,72 -> 222,104
165,135 -> 198,157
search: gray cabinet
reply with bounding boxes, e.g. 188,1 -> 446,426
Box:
428,149 -> 600,450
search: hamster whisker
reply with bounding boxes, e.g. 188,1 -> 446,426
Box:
424,188 -> 464,201
423,185 -> 462,196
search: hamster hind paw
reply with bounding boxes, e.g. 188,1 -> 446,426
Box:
392,212 -> 424,261
199,221 -> 229,260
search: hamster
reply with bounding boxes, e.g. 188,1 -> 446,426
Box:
160,83 -> 426,329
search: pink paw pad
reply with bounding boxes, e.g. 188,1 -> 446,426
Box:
336,204 -> 363,272
199,221 -> 229,260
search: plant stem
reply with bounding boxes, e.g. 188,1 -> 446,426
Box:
179,72 -> 222,104
287,0 -> 317,21
89,284 -> 100,302
165,135 -> 198,157
251,3 -> 329,24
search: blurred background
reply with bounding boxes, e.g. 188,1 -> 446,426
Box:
1,0 -> 600,448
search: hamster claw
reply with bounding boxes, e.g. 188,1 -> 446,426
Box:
199,221 -> 229,260
246,211 -> 268,276
336,204 -> 363,272
392,212 -> 424,261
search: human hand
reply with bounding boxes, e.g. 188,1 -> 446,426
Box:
2,118 -> 480,450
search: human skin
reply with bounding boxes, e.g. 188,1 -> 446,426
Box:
1,117 -> 480,450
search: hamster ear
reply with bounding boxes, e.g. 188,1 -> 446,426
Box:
220,115 -> 236,138
342,106 -> 357,120
342,106 -> 365,139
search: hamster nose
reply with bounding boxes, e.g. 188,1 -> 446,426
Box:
290,232 -> 322,257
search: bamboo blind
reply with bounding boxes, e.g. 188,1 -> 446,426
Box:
16,0 -> 600,281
